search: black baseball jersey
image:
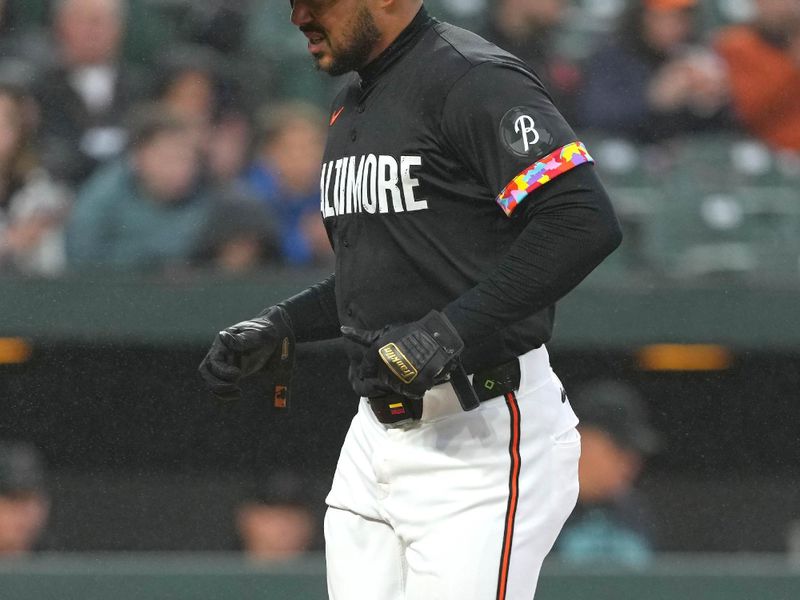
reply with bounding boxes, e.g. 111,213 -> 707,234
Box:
316,7 -> 607,372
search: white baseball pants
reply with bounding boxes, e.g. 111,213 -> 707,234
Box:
324,345 -> 580,600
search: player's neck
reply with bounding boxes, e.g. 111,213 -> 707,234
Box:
358,4 -> 430,83
369,1 -> 425,58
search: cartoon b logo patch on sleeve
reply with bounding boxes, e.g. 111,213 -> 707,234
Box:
500,107 -> 553,158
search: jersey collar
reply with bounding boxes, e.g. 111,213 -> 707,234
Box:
357,5 -> 435,88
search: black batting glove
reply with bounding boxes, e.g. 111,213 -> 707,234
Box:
341,310 -> 465,399
199,305 -> 293,401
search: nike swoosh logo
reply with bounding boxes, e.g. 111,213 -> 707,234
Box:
329,106 -> 344,126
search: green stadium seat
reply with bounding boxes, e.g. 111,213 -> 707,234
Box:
650,136 -> 800,279
583,135 -> 672,276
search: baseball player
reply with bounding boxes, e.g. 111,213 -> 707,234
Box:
199,1 -> 622,598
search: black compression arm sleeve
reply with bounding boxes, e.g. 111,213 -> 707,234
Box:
442,165 -> 622,344
276,273 -> 341,343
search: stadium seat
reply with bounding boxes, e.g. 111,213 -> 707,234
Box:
650,137 -> 800,279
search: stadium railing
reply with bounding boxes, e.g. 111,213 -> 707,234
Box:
0,553 -> 797,600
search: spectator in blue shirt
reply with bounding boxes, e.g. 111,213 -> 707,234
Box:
241,102 -> 332,267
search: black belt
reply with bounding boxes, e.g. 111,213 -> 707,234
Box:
472,358 -> 522,401
369,358 -> 521,425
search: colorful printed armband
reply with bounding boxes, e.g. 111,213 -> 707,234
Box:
496,141 -> 594,216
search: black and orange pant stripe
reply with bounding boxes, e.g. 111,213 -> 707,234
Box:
496,391 -> 522,600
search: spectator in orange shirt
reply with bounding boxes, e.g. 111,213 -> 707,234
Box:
716,0 -> 800,151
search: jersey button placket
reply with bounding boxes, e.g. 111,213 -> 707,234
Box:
350,129 -> 357,142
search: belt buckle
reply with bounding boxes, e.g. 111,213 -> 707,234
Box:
472,358 -> 521,402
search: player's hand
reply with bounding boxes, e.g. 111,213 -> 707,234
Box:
199,305 -> 293,401
341,310 -> 464,399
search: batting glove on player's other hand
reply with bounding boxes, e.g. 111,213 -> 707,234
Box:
341,310 -> 465,399
199,305 -> 294,401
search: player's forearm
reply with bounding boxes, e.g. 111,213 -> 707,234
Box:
443,166 -> 621,345
276,273 -> 341,343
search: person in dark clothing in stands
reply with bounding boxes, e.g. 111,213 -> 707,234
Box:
33,0 -> 149,185
580,0 -> 730,142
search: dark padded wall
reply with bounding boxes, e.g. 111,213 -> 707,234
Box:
2,343 -> 798,552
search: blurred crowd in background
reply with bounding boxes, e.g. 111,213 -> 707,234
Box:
0,0 -> 798,278
0,440 -> 321,559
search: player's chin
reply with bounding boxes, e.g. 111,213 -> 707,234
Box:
313,54 -> 345,76
312,53 -> 332,71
